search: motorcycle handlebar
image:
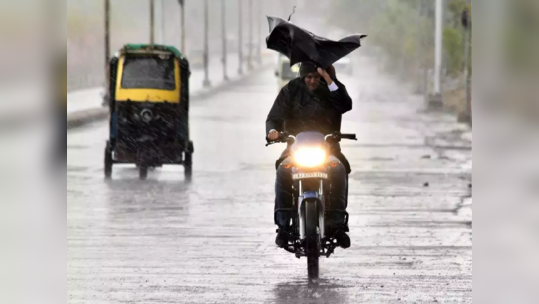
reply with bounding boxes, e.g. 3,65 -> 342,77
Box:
340,133 -> 358,141
266,132 -> 356,146
265,132 -> 289,146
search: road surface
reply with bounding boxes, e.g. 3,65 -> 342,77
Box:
67,58 -> 472,303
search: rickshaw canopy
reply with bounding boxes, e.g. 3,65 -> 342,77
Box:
121,44 -> 185,59
113,44 -> 185,103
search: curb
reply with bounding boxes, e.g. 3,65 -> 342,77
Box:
67,108 -> 109,129
66,61 -> 272,130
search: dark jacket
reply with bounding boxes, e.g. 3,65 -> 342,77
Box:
266,77 -> 352,136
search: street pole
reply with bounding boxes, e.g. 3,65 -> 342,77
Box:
104,0 -> 110,66
150,0 -> 155,44
247,0 -> 253,70
434,0 -> 443,96
428,0 -> 444,109
465,29 -> 472,126
415,0 -> 422,94
104,0 -> 111,106
203,0 -> 211,87
238,0 -> 244,75
257,0 -> 262,64
222,0 -> 229,81
434,0 -> 442,95
460,1 -> 472,125
178,0 -> 185,54
161,0 -> 165,44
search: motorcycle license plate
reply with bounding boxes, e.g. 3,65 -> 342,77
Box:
292,172 -> 328,180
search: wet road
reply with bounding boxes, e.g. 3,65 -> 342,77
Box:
67,58 -> 472,303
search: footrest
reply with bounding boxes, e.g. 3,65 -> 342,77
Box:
274,208 -> 295,225
325,209 -> 349,226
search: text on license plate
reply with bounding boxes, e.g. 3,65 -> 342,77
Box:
292,172 -> 328,180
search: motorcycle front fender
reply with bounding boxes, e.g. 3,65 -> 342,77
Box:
298,191 -> 325,240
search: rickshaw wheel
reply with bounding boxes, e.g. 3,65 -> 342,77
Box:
184,153 -> 193,178
184,142 -> 194,179
139,166 -> 148,180
104,142 -> 113,179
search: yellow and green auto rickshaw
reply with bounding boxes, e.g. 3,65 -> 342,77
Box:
104,44 -> 193,180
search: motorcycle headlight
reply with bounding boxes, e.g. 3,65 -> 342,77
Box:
140,109 -> 153,123
293,147 -> 327,168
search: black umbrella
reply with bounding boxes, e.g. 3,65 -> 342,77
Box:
266,16 -> 367,69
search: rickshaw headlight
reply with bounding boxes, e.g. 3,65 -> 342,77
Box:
140,109 -> 153,123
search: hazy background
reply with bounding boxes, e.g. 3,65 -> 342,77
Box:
63,0 -> 539,119
0,0 -> 537,302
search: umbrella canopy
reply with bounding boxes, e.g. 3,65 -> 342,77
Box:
266,16 -> 367,69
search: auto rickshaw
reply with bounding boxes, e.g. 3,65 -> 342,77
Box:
104,44 -> 194,180
275,55 -> 300,90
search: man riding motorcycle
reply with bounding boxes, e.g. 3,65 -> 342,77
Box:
266,62 -> 353,249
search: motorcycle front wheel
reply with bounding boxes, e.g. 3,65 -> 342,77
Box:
305,201 -> 320,279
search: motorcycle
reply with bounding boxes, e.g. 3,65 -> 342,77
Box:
266,131 -> 357,279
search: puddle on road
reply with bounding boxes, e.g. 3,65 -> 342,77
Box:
368,220 -> 472,229
67,189 -> 85,196
192,115 -> 246,123
117,206 -> 186,215
367,157 -> 395,161
239,163 -> 276,171
272,279 -> 352,304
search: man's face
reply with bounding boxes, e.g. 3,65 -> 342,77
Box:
304,72 -> 321,91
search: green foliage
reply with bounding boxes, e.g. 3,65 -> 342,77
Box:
447,0 -> 468,27
443,27 -> 464,77
327,0 -> 472,80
